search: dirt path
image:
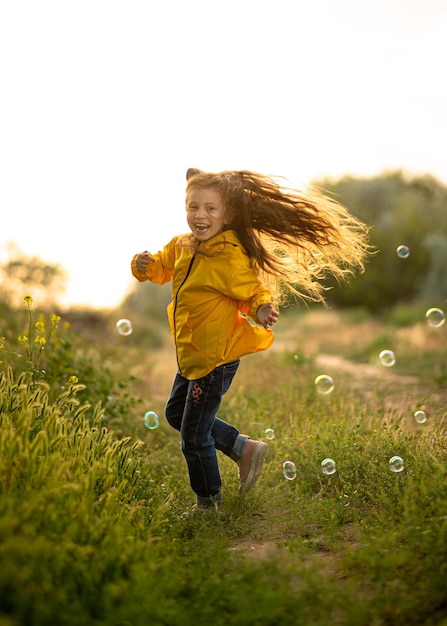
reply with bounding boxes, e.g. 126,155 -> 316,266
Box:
315,352 -> 418,385
314,352 -> 425,413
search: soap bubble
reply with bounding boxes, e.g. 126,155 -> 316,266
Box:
396,245 -> 410,259
425,308 -> 445,328
389,456 -> 404,473
282,461 -> 297,481
379,350 -> 396,367
321,458 -> 337,475
314,374 -> 335,395
116,319 -> 133,336
264,428 -> 275,440
414,410 -> 427,424
144,411 -> 159,430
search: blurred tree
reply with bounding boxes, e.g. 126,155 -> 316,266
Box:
312,171 -> 447,312
122,281 -> 171,323
119,280 -> 172,348
0,243 -> 66,308
419,232 -> 447,303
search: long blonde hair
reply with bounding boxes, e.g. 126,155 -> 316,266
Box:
186,168 -> 371,305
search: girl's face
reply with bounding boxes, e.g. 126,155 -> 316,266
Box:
186,187 -> 231,241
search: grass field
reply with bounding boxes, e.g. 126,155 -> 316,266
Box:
1,304 -> 447,625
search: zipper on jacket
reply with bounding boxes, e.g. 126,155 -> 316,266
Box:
172,254 -> 196,375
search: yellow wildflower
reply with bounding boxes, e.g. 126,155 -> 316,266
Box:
69,375 -> 79,384
34,336 -> 47,346
23,295 -> 33,304
35,321 -> 45,334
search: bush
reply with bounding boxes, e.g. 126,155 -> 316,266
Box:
315,171 -> 447,312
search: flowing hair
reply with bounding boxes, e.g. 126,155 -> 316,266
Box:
185,168 -> 371,305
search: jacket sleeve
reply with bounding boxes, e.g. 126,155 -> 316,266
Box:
226,253 -> 273,323
131,237 -> 177,285
237,286 -> 273,324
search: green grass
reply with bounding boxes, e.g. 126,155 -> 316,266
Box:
1,303 -> 447,625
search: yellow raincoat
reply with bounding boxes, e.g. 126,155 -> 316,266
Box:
131,230 -> 274,379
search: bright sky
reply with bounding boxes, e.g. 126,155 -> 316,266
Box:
1,0 -> 446,309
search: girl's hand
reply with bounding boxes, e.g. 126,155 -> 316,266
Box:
135,251 -> 155,272
257,303 -> 279,328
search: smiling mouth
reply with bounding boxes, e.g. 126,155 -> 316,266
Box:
194,224 -> 209,233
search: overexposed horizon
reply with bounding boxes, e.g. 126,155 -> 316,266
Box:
1,0 -> 446,309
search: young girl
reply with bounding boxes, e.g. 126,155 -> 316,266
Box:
131,168 -> 370,512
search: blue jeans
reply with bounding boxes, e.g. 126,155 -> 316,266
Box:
165,360 -> 247,506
